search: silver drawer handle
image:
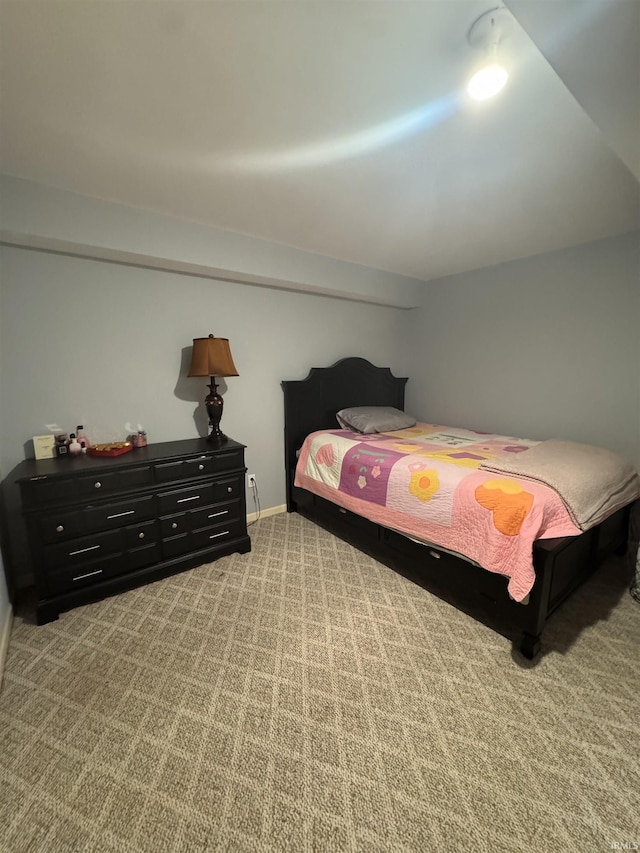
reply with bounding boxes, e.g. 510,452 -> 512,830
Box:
56,525 -> 64,533
138,532 -> 145,539
73,568 -> 103,581
171,522 -> 178,529
107,510 -> 135,519
209,530 -> 229,539
208,510 -> 228,518
177,495 -> 200,503
227,487 -> 233,493
69,544 -> 100,556
95,482 -> 102,489
198,464 -> 205,471
429,550 -> 441,559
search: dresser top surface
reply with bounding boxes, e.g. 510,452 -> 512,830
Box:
13,436 -> 246,483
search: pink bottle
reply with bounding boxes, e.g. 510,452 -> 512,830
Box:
76,425 -> 90,452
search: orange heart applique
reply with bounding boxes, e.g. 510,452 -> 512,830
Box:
475,479 -> 533,536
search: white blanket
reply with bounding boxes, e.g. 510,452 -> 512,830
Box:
479,439 -> 640,531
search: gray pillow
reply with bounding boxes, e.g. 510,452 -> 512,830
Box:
336,406 -> 417,434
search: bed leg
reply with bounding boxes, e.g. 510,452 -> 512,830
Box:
519,632 -> 542,660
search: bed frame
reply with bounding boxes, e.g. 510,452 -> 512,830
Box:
282,357 -> 630,660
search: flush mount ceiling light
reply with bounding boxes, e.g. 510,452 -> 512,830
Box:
467,6 -> 513,101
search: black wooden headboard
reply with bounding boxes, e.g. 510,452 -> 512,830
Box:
281,357 -> 408,511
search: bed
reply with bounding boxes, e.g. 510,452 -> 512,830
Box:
282,357 -> 639,659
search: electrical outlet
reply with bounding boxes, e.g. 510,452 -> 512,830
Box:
247,473 -> 256,489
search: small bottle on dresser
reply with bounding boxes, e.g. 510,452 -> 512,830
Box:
55,434 -> 69,457
76,425 -> 90,452
132,431 -> 147,448
67,434 -> 82,456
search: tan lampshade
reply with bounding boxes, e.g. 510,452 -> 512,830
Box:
188,335 -> 239,378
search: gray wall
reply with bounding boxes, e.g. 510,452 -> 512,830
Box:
0,174 -> 423,308
0,245 -> 406,510
403,230 -> 640,467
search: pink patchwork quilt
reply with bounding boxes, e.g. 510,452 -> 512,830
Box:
295,424 -> 582,602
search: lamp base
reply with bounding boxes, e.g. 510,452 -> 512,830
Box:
206,428 -> 228,445
205,378 -> 228,445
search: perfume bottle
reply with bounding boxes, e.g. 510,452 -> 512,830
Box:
68,433 -> 82,456
55,434 -> 69,457
76,425 -> 90,451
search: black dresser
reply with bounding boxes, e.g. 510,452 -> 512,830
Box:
14,437 -> 251,624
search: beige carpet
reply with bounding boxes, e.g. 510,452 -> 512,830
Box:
0,512 -> 638,853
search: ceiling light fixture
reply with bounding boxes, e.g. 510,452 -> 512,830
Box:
467,6 -> 512,101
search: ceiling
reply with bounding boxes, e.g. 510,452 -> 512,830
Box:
1,0 -> 638,283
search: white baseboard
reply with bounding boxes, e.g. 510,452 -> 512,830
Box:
0,605 -> 13,692
247,504 -> 287,525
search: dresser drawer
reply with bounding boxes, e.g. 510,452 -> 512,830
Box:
160,513 -> 188,538
43,529 -> 123,571
161,517 -> 245,560
190,500 -> 240,529
77,466 -> 153,498
25,477 -> 78,507
190,519 -> 245,551
212,475 -> 243,503
154,449 -> 244,484
39,510 -> 85,544
128,542 -> 162,570
124,519 -> 159,548
162,533 -> 190,559
47,553 -> 127,596
160,498 -> 241,539
84,494 -> 156,532
157,483 -> 215,515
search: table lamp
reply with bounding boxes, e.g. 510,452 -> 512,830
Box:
188,334 -> 239,444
